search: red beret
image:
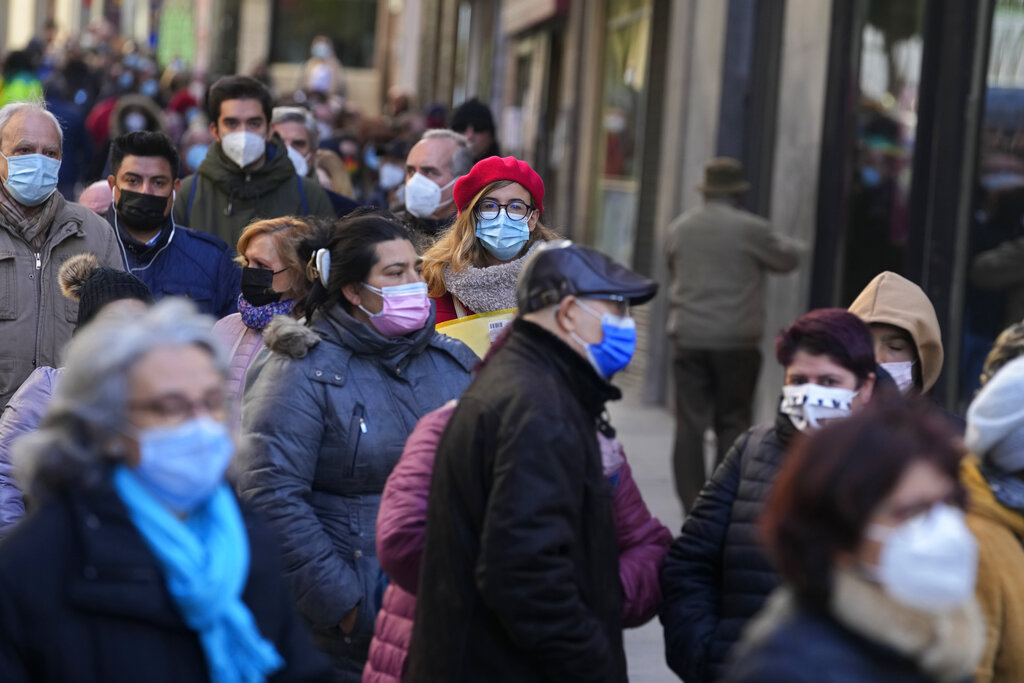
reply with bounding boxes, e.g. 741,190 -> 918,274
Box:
453,156 -> 544,216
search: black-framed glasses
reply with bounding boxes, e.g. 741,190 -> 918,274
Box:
476,199 -> 534,222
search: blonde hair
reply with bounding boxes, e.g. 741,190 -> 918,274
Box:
234,216 -> 314,309
422,180 -> 560,297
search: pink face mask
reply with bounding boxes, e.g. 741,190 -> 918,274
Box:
358,282 -> 431,336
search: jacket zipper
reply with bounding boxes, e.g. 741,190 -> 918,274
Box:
31,252 -> 41,366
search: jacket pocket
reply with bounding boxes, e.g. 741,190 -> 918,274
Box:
0,251 -> 16,320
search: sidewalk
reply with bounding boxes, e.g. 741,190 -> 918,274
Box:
608,396 -> 683,683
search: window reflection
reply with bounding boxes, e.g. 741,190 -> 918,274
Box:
960,0 -> 1024,402
841,1 -> 924,304
591,0 -> 650,264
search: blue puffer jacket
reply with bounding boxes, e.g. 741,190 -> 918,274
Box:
660,412 -> 798,683
236,305 -> 475,682
105,211 -> 240,318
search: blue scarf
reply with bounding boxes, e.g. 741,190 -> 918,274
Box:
113,466 -> 284,683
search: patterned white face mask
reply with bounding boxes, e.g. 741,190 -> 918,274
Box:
780,383 -> 858,431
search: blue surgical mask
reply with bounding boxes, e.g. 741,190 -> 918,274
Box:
570,300 -> 637,379
475,214 -> 530,261
2,152 -> 61,207
133,416 -> 234,513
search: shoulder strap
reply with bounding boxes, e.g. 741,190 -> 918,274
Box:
296,175 -> 309,215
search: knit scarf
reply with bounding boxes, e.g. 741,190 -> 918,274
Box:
238,294 -> 295,331
113,466 -> 284,683
443,241 -> 540,314
0,183 -> 62,250
980,462 -> 1024,512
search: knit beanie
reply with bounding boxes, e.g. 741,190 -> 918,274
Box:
965,355 -> 1024,473
452,156 -> 544,216
59,253 -> 154,328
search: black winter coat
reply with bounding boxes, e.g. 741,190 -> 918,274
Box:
0,474 -> 332,682
406,319 -> 627,682
722,608 -> 965,683
660,412 -> 797,683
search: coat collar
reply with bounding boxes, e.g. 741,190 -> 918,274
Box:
317,303 -> 438,376
508,318 -> 622,420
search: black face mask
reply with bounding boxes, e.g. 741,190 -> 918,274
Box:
241,266 -> 284,306
116,188 -> 170,232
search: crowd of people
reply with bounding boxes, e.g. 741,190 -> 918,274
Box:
0,22 -> 1020,683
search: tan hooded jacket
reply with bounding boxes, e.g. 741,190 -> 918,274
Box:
848,271 -> 943,392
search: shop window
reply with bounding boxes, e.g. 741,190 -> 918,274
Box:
270,0 -> 377,67
959,0 -> 1024,401
839,1 -> 926,304
591,0 -> 651,263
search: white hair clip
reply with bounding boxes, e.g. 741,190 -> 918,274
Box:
315,248 -> 331,287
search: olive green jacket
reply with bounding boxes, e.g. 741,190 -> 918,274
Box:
173,134 -> 334,248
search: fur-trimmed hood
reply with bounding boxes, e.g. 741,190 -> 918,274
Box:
263,314 -> 320,359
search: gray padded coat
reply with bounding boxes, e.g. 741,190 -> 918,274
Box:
236,306 -> 475,682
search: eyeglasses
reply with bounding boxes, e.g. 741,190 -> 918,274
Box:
127,390 -> 230,425
582,295 -> 630,317
476,199 -> 534,222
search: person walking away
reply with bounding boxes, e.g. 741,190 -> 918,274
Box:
665,156 -> 803,514
236,211 -> 476,681
660,308 -> 876,683
0,299 -> 332,682
723,399 -> 984,682
406,241 -> 658,682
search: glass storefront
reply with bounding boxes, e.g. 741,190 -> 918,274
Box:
591,0 -> 650,263
839,1 -> 926,304
959,0 -> 1024,402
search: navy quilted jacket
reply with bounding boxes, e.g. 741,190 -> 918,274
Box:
660,412 -> 798,683
236,306 -> 475,682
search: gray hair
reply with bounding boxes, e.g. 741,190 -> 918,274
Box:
422,128 -> 473,176
0,101 -> 64,149
14,299 -> 227,497
271,105 -> 319,148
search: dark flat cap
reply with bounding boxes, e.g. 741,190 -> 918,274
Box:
517,240 -> 658,313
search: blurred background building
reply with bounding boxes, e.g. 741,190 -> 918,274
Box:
5,0 -> 1023,419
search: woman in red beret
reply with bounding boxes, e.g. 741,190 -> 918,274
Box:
421,156 -> 561,323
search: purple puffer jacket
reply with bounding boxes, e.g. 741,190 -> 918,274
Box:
212,313 -> 265,431
362,404 -> 673,683
0,366 -> 61,540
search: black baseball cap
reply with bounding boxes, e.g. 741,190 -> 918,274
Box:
517,240 -> 657,313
